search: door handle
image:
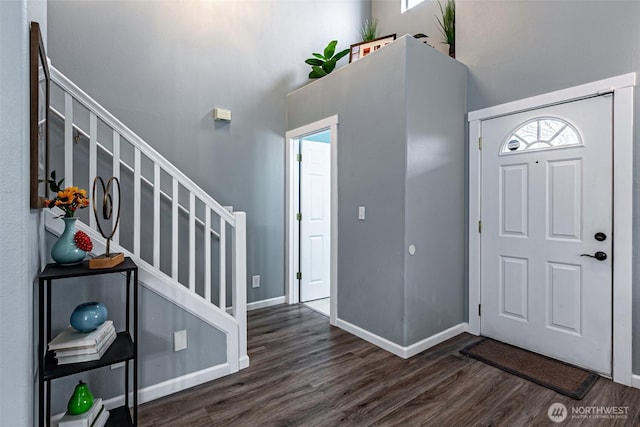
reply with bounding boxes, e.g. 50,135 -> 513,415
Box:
580,251 -> 607,261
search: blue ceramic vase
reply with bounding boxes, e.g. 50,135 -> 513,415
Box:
70,302 -> 108,332
51,217 -> 86,265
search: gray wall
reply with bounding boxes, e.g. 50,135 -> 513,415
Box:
288,36 -> 466,347
376,0 -> 640,371
48,0 -> 369,305
404,39 -> 466,344
0,1 -> 46,426
457,0 -> 640,112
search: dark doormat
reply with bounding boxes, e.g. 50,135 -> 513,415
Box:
460,338 -> 599,400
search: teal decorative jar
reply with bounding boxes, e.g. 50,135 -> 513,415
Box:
70,302 -> 108,332
51,217 -> 86,265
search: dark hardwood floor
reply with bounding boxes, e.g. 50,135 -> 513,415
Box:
139,304 -> 640,426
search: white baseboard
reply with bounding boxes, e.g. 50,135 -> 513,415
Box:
403,323 -> 469,358
248,296 -> 286,311
102,362 -> 232,408
631,374 -> 640,389
227,296 -> 286,314
335,318 -> 468,359
140,363 -> 233,403
239,355 -> 250,369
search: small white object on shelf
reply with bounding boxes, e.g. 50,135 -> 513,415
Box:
55,330 -> 117,365
91,408 -> 110,427
48,321 -> 114,351
58,398 -> 103,427
55,327 -> 116,358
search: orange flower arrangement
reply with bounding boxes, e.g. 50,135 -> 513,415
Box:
43,171 -> 90,218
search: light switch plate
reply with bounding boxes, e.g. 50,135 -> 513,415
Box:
213,108 -> 232,122
174,330 -> 187,352
358,206 -> 365,220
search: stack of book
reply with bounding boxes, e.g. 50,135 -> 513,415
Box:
49,320 -> 116,365
58,398 -> 110,427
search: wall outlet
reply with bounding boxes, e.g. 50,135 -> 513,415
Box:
252,275 -> 260,288
174,330 -> 187,352
358,206 -> 366,220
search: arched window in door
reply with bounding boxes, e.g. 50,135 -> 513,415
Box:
501,117 -> 582,154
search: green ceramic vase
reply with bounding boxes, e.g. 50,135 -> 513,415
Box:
67,380 -> 94,415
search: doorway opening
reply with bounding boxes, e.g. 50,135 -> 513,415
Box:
285,116 -> 338,324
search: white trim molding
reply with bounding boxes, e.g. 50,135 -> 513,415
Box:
227,296 -> 286,314
467,119 -> 482,337
248,296 -> 286,311
468,73 -> 636,122
612,82 -> 635,386
336,318 -> 468,359
632,375 -> 640,390
133,364 -> 231,404
468,73 -> 636,387
284,115 -> 339,327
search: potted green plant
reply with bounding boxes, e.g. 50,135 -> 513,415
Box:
305,40 -> 349,79
435,0 -> 455,57
361,19 -> 379,42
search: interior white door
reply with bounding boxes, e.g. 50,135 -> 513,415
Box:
299,138 -> 331,302
480,95 -> 613,374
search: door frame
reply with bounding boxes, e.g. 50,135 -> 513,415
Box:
285,115 -> 338,325
468,73 -> 636,386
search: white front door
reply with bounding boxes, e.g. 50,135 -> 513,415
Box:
299,137 -> 331,302
480,95 -> 613,374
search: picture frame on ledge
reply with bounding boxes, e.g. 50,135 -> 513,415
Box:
349,34 -> 396,63
30,21 -> 50,209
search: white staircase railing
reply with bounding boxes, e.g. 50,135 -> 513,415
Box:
46,65 -> 248,375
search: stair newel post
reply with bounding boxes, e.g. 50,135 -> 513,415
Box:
232,211 -> 247,365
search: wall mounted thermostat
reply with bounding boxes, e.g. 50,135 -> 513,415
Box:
213,108 -> 232,122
